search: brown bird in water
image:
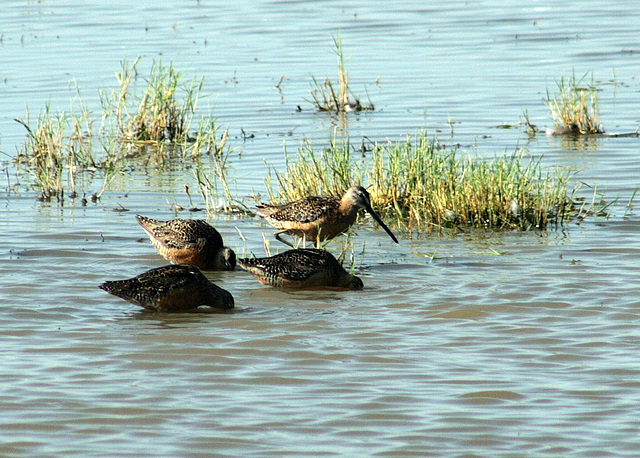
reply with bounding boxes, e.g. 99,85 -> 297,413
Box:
238,248 -> 364,290
136,215 -> 236,270
255,186 -> 398,247
99,264 -> 235,312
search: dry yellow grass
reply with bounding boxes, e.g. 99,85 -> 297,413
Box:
546,72 -> 604,135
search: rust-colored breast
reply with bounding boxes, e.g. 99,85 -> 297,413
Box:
137,216 -> 232,270
257,197 -> 358,241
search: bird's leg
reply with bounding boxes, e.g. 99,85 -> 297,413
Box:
274,230 -> 295,248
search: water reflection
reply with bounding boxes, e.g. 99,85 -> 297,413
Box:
547,132 -> 603,152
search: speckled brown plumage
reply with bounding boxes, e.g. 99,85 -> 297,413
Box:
99,264 -> 235,312
136,215 -> 236,270
238,248 -> 364,290
256,186 -> 398,247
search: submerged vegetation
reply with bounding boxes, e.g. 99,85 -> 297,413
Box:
266,133 -> 598,233
308,32 -> 374,113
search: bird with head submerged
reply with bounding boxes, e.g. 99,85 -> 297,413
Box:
99,264 -> 235,312
255,185 -> 399,247
238,248 -> 364,290
136,215 -> 236,271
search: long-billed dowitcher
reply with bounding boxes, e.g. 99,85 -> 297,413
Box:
256,185 -> 399,247
238,248 -> 364,290
99,264 -> 235,312
136,215 -> 236,270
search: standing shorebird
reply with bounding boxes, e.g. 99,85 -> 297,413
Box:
136,215 -> 236,271
99,264 -> 235,312
238,248 -> 364,290
255,186 -> 399,247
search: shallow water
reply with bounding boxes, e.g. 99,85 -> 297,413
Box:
2,0 -> 640,455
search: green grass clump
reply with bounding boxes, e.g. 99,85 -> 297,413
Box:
308,32 -> 374,113
15,59 -> 230,202
14,101 -> 94,200
266,137 -> 364,203
369,135 -> 574,230
267,132 -> 584,232
546,72 -> 604,134
100,58 -> 225,157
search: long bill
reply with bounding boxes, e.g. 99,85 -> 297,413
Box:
365,205 -> 399,244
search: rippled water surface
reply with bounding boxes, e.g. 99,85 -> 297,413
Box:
2,0 -> 640,455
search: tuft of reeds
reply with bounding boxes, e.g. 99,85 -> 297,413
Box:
14,99 -> 94,201
16,58 -> 231,203
266,132 -> 594,232
308,32 -> 374,113
100,58 -> 225,157
545,72 -> 604,135
369,135 -> 576,231
266,137 -> 364,203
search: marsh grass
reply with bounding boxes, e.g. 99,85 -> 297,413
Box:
14,100 -> 95,200
369,135 -> 576,230
308,32 -> 374,113
546,72 -> 604,135
266,132 -> 592,233
266,137 -> 364,203
111,58 -> 196,143
16,58 -> 230,202
195,158 -> 232,213
101,58 -> 225,157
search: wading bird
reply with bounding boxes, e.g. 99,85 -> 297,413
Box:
256,186 -> 398,247
99,264 -> 235,312
136,215 -> 236,270
238,248 -> 364,290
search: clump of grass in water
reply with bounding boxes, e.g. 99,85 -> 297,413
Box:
14,100 -> 94,201
545,72 -> 604,135
101,58 -> 224,157
265,137 -> 365,203
369,134 -> 577,231
14,59 -> 229,203
266,132 -> 593,233
308,32 -> 374,113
